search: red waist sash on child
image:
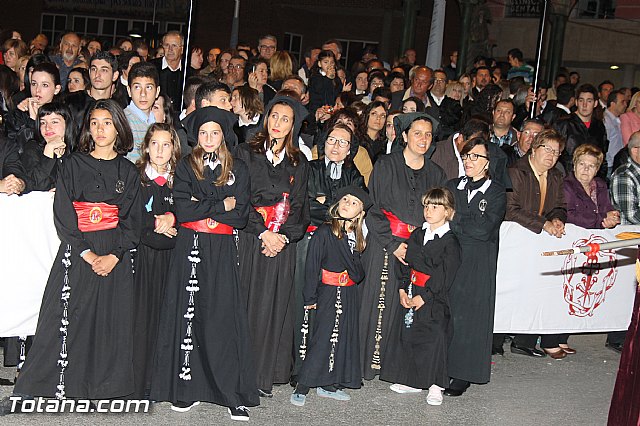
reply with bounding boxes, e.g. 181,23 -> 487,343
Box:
382,209 -> 417,239
321,269 -> 356,287
410,269 -> 431,287
72,201 -> 119,232
181,218 -> 234,234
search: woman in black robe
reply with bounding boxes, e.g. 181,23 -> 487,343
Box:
236,95 -> 310,397
13,99 -> 141,399
20,102 -> 75,193
291,123 -> 365,382
360,113 -> 447,380
444,138 -> 506,396
131,123 -> 181,399
291,186 -> 371,406
151,107 -> 258,419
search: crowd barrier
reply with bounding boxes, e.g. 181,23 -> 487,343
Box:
1,194 -> 638,337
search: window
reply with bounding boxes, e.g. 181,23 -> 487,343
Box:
337,39 -> 379,71
283,32 -> 303,64
576,0 -> 616,18
41,14 -> 67,45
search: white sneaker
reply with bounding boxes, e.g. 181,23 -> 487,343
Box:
427,385 -> 443,406
170,401 -> 200,412
390,383 -> 422,394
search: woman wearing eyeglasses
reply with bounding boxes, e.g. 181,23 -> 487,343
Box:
505,129 -> 569,360
291,122 -> 365,383
442,138 -> 506,397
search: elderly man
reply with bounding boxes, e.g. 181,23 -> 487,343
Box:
225,55 -> 246,89
257,35 -> 277,60
502,118 -> 545,166
607,131 -> 640,353
149,31 -> 197,110
390,66 -> 433,110
50,32 -> 82,90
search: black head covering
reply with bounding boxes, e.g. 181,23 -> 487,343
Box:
258,95 -> 309,147
188,106 -> 238,148
393,112 -> 440,156
335,185 -> 373,211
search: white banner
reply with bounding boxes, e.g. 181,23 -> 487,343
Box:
0,192 -> 59,337
495,222 -> 639,334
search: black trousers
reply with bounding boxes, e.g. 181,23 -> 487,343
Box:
607,331 -> 626,345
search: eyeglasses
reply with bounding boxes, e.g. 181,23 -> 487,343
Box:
538,144 -> 561,157
461,153 -> 488,161
229,64 -> 245,70
433,78 -> 447,83
326,136 -> 350,148
522,130 -> 540,137
259,45 -> 276,51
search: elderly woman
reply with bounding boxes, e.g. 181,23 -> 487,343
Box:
444,137 -> 506,396
621,92 -> 640,147
564,144 -> 620,229
505,129 -> 568,359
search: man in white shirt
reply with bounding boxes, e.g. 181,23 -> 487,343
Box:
603,89 -> 629,174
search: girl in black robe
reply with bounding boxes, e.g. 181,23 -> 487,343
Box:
20,102 -> 75,193
444,138 -> 506,395
236,95 -> 310,396
379,187 -> 461,406
131,123 -> 181,399
291,123 -> 365,382
151,107 -> 258,420
360,113 -> 447,380
13,99 -> 141,400
291,186 -> 371,406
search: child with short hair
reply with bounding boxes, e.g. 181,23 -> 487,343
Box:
125,61 -> 161,163
380,187 -> 462,406
291,185 -> 371,406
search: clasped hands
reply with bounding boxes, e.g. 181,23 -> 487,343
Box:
542,218 -> 565,238
82,251 -> 119,277
260,230 -> 287,257
0,174 -> 25,195
399,289 -> 425,310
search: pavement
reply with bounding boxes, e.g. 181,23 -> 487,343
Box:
0,333 -> 620,425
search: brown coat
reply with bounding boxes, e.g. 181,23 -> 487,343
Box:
430,135 -> 461,181
506,156 -> 567,233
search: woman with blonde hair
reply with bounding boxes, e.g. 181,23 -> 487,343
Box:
621,91 -> 640,146
269,50 -> 294,90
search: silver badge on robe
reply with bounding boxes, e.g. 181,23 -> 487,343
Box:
115,180 -> 125,193
479,199 -> 487,212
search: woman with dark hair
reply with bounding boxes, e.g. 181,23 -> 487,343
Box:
236,95 -> 310,397
13,99 -> 141,400
386,72 -> 406,94
367,71 -> 386,100
291,123 -> 365,382
359,113 -> 446,381
308,50 -> 343,116
246,57 -> 277,105
131,123 -> 181,399
151,108 -> 258,419
20,101 -> 76,192
359,100 -> 388,163
66,67 -> 89,93
152,93 -> 175,127
402,96 -> 426,114
7,62 -> 61,154
10,53 -> 51,107
442,138 -> 506,397
0,64 -> 19,126
231,85 -> 264,144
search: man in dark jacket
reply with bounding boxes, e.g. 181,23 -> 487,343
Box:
553,84 -> 608,179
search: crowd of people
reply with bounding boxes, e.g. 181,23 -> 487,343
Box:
0,26 -> 640,421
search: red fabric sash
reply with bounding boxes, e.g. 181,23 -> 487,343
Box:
321,269 -> 356,287
181,218 -> 234,235
72,201 -> 119,232
410,269 -> 431,287
382,209 -> 417,239
306,225 -> 318,233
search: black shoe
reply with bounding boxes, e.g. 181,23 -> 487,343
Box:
492,345 -> 504,356
289,375 -> 298,388
258,389 -> 273,398
443,387 -> 467,397
0,378 -> 14,386
228,406 -> 250,421
606,342 -> 624,354
510,343 -> 546,357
